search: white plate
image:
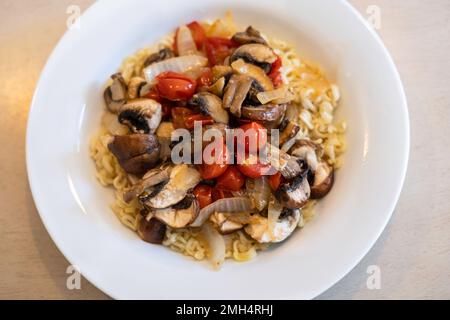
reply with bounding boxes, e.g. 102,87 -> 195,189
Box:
26,0 -> 409,299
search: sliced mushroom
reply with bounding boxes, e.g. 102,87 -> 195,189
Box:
108,133 -> 160,175
230,44 -> 277,73
241,103 -> 286,122
141,164 -> 201,209
222,74 -> 253,117
211,65 -> 233,82
210,211 -> 258,234
123,165 -> 172,203
188,92 -> 229,124
137,216 -> 166,244
148,194 -> 199,228
244,209 -> 300,243
201,77 -> 226,97
275,171 -> 311,209
231,59 -> 274,94
310,162 -> 334,199
143,47 -> 174,68
279,120 -> 300,146
104,73 -> 127,113
127,77 -> 146,99
118,99 -> 162,134
289,139 -> 319,171
232,26 -> 267,45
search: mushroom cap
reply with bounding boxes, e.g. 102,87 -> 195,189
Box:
244,209 -> 300,243
108,133 -> 160,175
275,171 -> 311,209
310,162 -> 334,199
232,26 -> 268,45
143,164 -> 201,209
137,217 -> 166,244
241,103 -> 286,122
189,92 -> 229,124
151,195 -> 200,228
222,74 -> 253,117
231,59 -> 274,94
143,47 -> 174,68
290,139 -> 319,171
230,44 -> 277,73
118,98 -> 162,134
104,73 -> 127,113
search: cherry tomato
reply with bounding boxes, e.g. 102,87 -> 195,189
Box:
171,107 -> 193,129
196,68 -> 213,87
199,143 -> 229,179
204,37 -> 239,66
212,188 -> 234,202
237,153 -> 274,179
269,56 -> 283,87
187,21 -> 207,49
215,166 -> 245,191
143,88 -> 162,102
185,114 -> 214,130
156,72 -> 197,101
193,184 -> 213,209
268,172 -> 283,191
237,122 -> 268,154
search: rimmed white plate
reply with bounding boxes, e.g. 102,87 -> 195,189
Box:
26,0 -> 409,299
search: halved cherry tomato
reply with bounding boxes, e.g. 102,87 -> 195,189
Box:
187,21 -> 207,49
237,153 -> 274,179
196,68 -> 213,87
269,56 -> 283,87
193,184 -> 213,209
204,37 -> 239,66
212,188 -> 233,202
268,171 -> 283,191
143,88 -> 162,102
215,166 -> 245,191
185,114 -> 214,130
237,122 -> 268,154
156,72 -> 197,101
171,107 -> 193,129
199,143 -> 229,179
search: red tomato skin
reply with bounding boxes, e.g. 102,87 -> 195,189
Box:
211,188 -> 233,202
187,21 -> 207,49
237,122 -> 268,154
156,72 -> 197,101
171,107 -> 193,129
193,184 -> 213,209
185,114 -> 214,130
199,143 -> 230,179
215,166 -> 245,191
204,37 -> 239,66
268,172 -> 283,191
269,56 -> 283,87
196,68 -> 213,87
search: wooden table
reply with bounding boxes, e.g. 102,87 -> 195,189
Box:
0,0 -> 448,299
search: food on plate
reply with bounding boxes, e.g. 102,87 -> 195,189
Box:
90,12 -> 346,268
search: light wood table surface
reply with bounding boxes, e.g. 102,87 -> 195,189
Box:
0,0 -> 448,299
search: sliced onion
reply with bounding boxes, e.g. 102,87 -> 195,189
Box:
256,85 -> 294,104
267,194 -> 283,239
190,197 -> 253,227
200,222 -> 226,270
176,25 -> 198,56
246,177 -> 270,211
143,55 -> 208,82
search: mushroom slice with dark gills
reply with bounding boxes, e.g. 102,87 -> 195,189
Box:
232,26 -> 268,45
141,164 -> 201,209
137,215 -> 166,244
245,208 -> 300,243
289,139 -> 320,171
222,74 -> 253,117
146,194 -> 199,228
230,44 -> 277,73
118,99 -> 162,134
143,47 -> 174,68
104,73 -> 127,113
188,92 -> 229,124
123,165 -> 173,203
108,133 -> 160,176
275,170 -> 311,209
278,119 -> 300,146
